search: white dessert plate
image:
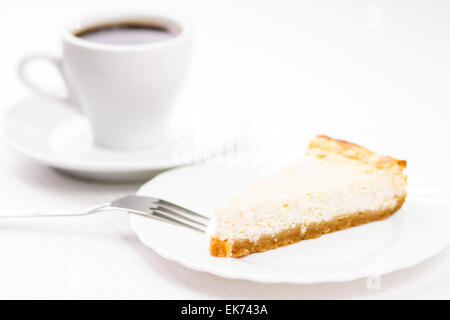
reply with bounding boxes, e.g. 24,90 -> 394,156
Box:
0,97 -> 224,181
130,163 -> 450,284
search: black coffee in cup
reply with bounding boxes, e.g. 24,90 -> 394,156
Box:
75,22 -> 178,45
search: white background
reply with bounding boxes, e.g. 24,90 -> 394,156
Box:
0,0 -> 449,299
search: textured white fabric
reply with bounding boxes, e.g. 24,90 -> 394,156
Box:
0,0 -> 449,299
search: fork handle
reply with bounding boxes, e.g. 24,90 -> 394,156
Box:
0,203 -> 112,218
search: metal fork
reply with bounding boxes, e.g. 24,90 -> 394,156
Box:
0,195 -> 209,232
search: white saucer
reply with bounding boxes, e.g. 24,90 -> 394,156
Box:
1,97 -> 224,181
130,164 -> 450,284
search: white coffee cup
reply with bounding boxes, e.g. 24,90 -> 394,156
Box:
18,13 -> 191,149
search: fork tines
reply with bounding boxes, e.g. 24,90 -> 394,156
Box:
148,197 -> 209,233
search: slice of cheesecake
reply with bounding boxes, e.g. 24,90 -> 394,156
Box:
210,135 -> 407,257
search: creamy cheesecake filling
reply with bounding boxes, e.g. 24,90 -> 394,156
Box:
213,155 -> 406,244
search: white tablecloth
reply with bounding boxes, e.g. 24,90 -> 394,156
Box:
0,0 -> 449,299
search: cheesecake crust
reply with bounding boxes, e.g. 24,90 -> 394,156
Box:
308,135 -> 407,169
210,194 -> 406,257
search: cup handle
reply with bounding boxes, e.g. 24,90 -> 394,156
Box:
17,54 -> 80,113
